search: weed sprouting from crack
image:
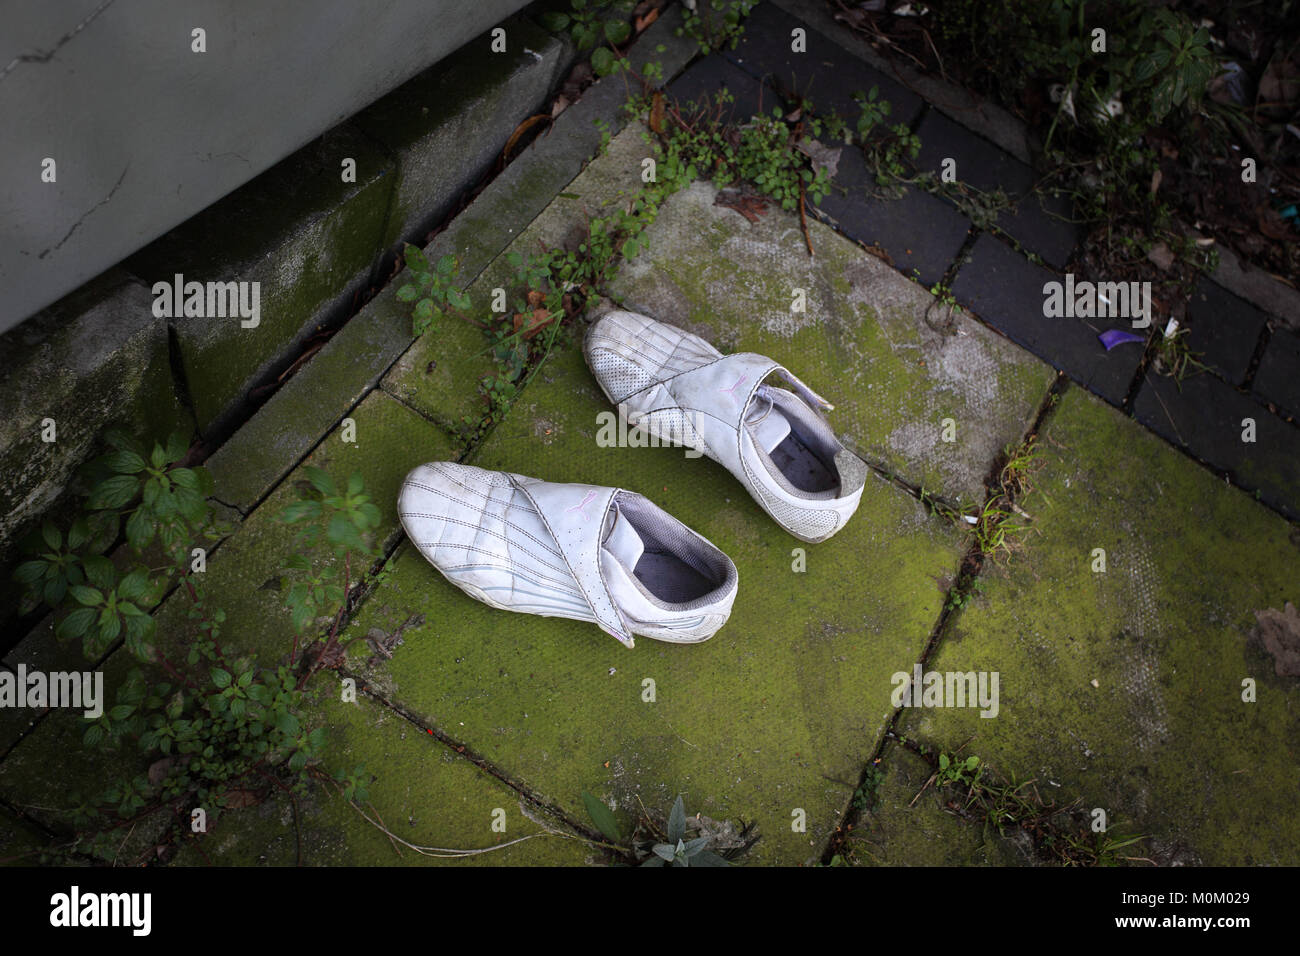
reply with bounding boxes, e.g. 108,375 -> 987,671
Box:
838,739 -> 1152,867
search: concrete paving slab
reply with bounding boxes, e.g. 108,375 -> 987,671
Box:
345,334 -> 966,863
897,386 -> 1300,865
126,125 -> 396,433
841,745 -> 1030,866
170,692 -> 594,866
381,122 -> 655,437
161,390 -> 459,663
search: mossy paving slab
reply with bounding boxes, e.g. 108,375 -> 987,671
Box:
607,181 -> 1055,508
897,387 -> 1300,865
381,125 -> 654,437
0,635 -> 587,866
170,693 -> 593,867
0,804 -> 54,866
155,389 -> 457,662
841,744 -> 1031,866
0,647 -> 170,863
345,339 -> 967,865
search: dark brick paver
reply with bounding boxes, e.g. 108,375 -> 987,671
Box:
820,145 -> 970,288
1253,327 -> 1300,420
1133,369 -> 1300,519
725,1 -> 922,125
951,234 -> 1140,404
1186,278 -> 1270,385
914,110 -> 1078,268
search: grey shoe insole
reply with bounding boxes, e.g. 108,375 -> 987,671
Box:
771,431 -> 838,493
634,551 -> 717,603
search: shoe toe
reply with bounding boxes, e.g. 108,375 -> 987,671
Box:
585,311 -> 665,404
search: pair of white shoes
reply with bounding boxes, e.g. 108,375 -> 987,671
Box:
398,311 -> 867,648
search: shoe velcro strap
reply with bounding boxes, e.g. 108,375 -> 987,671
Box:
508,476 -> 635,648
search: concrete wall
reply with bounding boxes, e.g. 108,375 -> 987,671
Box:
0,0 -> 533,330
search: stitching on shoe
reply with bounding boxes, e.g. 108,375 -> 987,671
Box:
399,511 -> 570,577
415,543 -> 581,592
402,479 -> 574,569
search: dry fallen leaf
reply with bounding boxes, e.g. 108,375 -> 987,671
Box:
798,138 -> 842,179
714,190 -> 770,224
501,114 -> 550,163
649,92 -> 665,134
1252,602 -> 1300,677
513,308 -> 554,339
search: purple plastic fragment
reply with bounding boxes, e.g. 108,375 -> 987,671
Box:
1098,329 -> 1145,351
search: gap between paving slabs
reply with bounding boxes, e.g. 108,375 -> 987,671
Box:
825,376 -> 1068,864
0,391 -> 599,864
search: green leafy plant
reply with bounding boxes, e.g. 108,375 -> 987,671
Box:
581,791 -> 751,865
677,0 -> 757,54
851,763 -> 884,812
640,795 -> 730,867
914,744 -> 1151,866
543,0 -> 634,76
851,87 -> 921,184
15,429 -> 222,659
396,244 -> 472,336
279,465 -> 383,680
654,93 -> 833,213
14,431 -> 375,864
936,752 -> 983,788
945,577 -> 987,612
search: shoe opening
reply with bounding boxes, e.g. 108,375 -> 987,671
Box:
746,383 -> 844,495
603,494 -> 736,610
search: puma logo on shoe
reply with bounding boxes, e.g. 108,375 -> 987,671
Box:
719,372 -> 748,404
566,489 -> 598,521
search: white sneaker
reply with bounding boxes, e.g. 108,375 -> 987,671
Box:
398,462 -> 738,648
584,310 -> 867,543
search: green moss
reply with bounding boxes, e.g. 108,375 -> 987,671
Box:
843,745 -> 1029,866
381,126 -> 655,444
138,126 -> 397,430
171,692 -> 595,866
899,388 -> 1300,865
156,389 -> 458,663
